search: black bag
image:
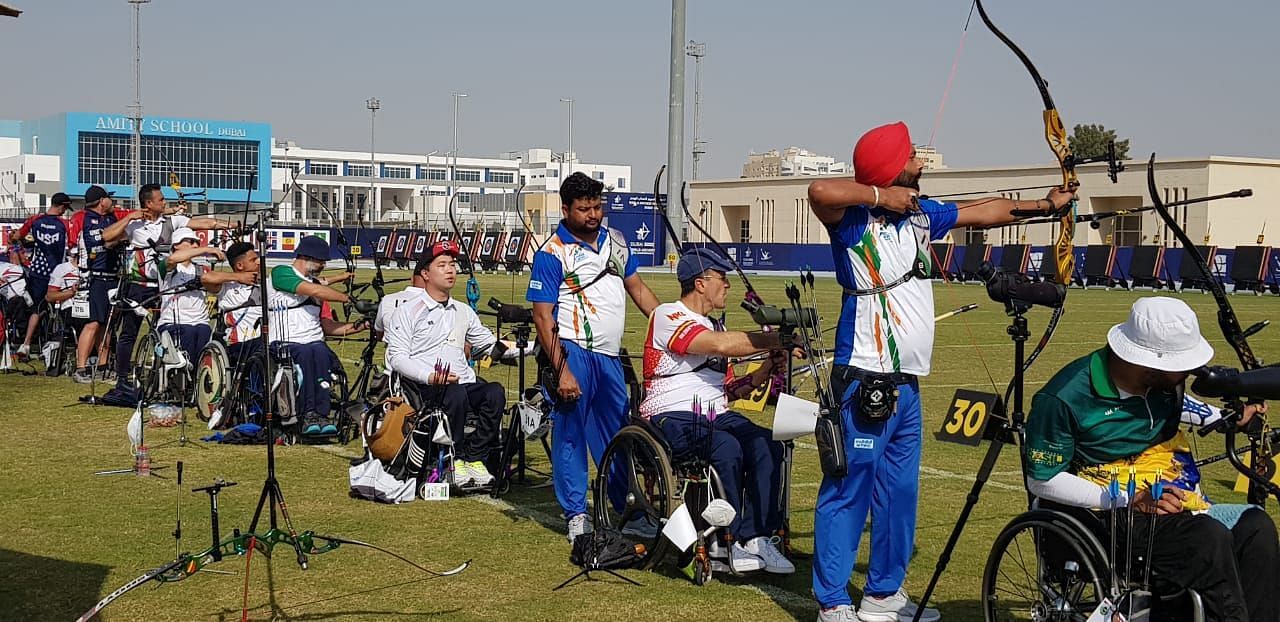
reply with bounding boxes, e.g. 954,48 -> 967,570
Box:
100,383 -> 142,408
814,411 -> 848,479
569,529 -> 644,571
856,374 -> 899,423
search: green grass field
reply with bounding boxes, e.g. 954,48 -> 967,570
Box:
2,269 -> 1277,622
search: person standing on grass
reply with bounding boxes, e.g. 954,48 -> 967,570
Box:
12,191 -> 72,361
526,172 -> 660,542
68,185 -> 123,383
806,121 -> 1076,622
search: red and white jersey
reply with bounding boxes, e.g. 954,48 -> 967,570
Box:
48,261 -> 81,310
638,301 -> 727,419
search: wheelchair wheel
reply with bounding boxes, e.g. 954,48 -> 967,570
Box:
593,424 -> 677,571
692,546 -> 713,586
194,341 -> 230,422
133,332 -> 160,400
227,351 -> 268,427
982,511 -> 1109,622
37,306 -> 67,374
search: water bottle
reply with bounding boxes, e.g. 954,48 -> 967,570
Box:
136,444 -> 151,477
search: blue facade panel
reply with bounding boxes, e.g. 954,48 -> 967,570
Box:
21,112 -> 272,204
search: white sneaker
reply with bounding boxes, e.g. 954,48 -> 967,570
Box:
207,408 -> 224,430
466,461 -> 494,486
567,513 -> 593,542
857,589 -> 939,622
452,460 -> 475,486
744,535 -> 795,574
729,542 -> 764,573
818,604 -> 859,622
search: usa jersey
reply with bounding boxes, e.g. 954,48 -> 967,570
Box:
17,214 -> 67,277
72,210 -> 121,274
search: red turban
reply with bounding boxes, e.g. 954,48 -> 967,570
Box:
853,122 -> 913,187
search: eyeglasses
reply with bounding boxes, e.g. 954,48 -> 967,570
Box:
698,273 -> 730,285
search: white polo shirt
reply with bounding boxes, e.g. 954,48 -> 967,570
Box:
383,289 -> 497,385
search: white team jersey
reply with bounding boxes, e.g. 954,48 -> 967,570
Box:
217,280 -> 262,344
383,290 -> 497,385
831,201 -> 956,376
48,261 -> 81,310
157,262 -> 208,327
528,227 -> 632,356
266,264 -> 324,344
0,261 -> 28,301
638,301 -> 727,419
125,214 -> 191,284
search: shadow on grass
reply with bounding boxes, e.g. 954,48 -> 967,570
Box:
0,548 -> 112,622
215,556 -> 463,621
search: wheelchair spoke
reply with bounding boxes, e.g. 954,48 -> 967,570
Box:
985,516 -> 1107,622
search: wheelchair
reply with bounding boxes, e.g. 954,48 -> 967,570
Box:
35,302 -> 83,376
591,415 -> 736,585
259,343 -> 358,444
132,326 -> 195,408
360,373 -> 492,496
0,293 -> 33,363
982,498 -> 1206,621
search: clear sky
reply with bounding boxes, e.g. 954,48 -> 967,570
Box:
3,0 -> 1276,181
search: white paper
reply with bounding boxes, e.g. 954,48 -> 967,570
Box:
772,393 -> 820,441
662,503 -> 698,552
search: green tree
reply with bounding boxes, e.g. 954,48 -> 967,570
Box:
1069,124 -> 1130,160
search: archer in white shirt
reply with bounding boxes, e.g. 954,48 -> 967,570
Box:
384,240 -> 518,487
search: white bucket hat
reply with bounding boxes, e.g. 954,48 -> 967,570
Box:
171,227 -> 200,244
1106,297 -> 1214,372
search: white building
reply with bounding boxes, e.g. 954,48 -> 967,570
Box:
742,147 -> 848,178
270,143 -> 631,231
916,144 -> 946,170
518,148 -> 632,194
0,129 -> 63,219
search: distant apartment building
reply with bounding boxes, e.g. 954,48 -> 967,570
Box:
916,144 -> 946,170
741,147 -> 848,178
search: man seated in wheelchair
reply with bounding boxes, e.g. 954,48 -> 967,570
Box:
155,228 -> 256,366
267,235 -> 371,436
1023,297 -> 1276,622
0,258 -> 33,343
384,240 -> 521,488
40,246 -> 84,372
216,241 -> 263,364
639,248 -> 795,575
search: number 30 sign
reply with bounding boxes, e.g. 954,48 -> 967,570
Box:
934,389 -> 1003,446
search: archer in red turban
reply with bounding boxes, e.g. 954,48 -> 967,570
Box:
853,122 -> 915,188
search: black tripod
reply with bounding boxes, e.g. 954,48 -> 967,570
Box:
489,303 -> 552,497
243,213 -> 310,571
911,302 -> 1032,621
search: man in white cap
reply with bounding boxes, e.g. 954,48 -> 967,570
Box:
1023,297 -> 1276,621
154,228 -> 255,367
104,182 -> 234,390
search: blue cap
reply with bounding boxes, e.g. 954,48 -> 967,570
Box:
296,235 -> 330,261
676,248 -> 735,282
